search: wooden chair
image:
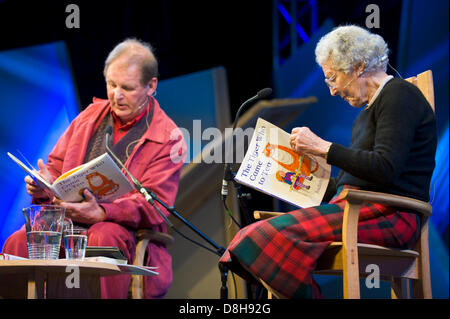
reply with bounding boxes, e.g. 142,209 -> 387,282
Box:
129,229 -> 174,299
254,70 -> 435,299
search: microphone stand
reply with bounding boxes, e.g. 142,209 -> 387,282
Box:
139,186 -> 230,299
105,131 -> 230,299
223,167 -> 253,226
233,176 -> 254,226
220,89 -> 272,299
140,187 -> 225,255
222,88 -> 272,227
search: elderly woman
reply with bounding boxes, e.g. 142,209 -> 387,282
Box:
219,25 -> 436,298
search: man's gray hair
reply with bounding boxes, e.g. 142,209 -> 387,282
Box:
104,38 -> 158,85
315,25 -> 389,74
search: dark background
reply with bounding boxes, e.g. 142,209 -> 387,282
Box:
0,0 -> 405,225
0,0 -> 403,116
1,0 -> 448,299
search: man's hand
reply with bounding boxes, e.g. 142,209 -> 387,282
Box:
24,159 -> 53,199
53,189 -> 106,225
289,127 -> 332,158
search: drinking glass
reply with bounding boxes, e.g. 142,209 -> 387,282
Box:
63,227 -> 88,260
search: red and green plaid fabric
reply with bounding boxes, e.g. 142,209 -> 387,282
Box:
219,186 -> 420,298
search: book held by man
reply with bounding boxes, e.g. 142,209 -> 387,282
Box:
7,152 -> 134,203
235,118 -> 331,208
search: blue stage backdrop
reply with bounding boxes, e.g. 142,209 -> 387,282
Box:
0,42 -> 80,248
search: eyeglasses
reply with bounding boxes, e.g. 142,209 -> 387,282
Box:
324,71 -> 360,90
324,72 -> 337,88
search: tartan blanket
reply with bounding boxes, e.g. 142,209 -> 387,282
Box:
218,186 -> 420,298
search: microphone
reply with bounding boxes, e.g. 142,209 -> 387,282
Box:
231,88 -> 272,132
256,88 -> 273,99
105,125 -> 173,227
105,125 -> 113,139
221,88 -> 272,198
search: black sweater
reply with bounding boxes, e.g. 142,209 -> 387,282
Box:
325,78 -> 437,202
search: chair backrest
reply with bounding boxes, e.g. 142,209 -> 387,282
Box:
403,71 -> 434,299
405,70 -> 435,112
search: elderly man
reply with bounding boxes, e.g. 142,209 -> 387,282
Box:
3,38 -> 186,299
219,25 -> 436,298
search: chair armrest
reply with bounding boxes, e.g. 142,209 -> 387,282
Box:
338,189 -> 432,217
336,188 -> 432,298
136,229 -> 174,247
254,211 -> 284,220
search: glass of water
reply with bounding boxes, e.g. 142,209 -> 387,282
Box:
23,205 -> 67,260
63,227 -> 88,260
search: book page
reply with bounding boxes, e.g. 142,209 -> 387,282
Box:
52,153 -> 134,203
0,253 -> 28,260
117,264 -> 159,276
84,257 -> 159,276
84,256 -> 128,265
7,152 -> 54,192
54,165 -> 85,183
234,118 -> 331,208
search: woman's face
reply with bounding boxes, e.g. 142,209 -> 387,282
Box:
321,61 -> 367,107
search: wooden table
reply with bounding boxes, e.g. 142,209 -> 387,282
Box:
0,259 -> 123,299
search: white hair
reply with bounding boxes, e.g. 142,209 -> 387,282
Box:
315,25 -> 389,74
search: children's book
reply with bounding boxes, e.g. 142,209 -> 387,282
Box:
235,118 -> 331,208
7,152 -> 134,203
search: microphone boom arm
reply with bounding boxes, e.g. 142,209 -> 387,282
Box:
105,129 -> 224,255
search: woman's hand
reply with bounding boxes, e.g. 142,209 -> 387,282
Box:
53,189 -> 106,225
289,127 -> 332,158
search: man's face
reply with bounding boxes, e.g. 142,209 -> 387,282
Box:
105,58 -> 154,123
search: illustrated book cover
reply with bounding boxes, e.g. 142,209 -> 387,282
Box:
8,152 -> 134,203
234,118 -> 331,208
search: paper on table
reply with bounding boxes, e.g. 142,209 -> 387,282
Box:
84,256 -> 159,276
117,264 -> 159,276
0,253 -> 28,260
83,256 -> 128,265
